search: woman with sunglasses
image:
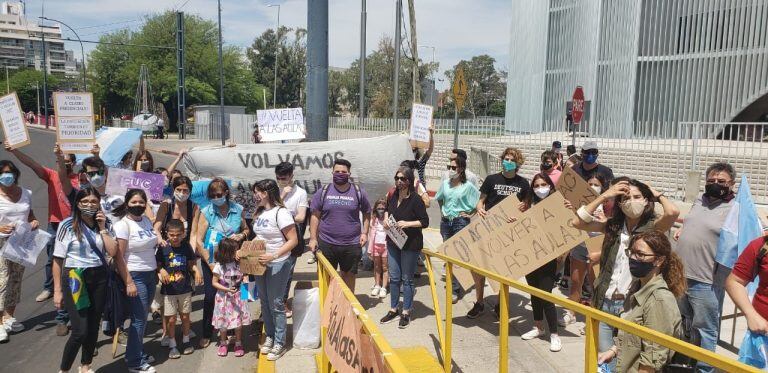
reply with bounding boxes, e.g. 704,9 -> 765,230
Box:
195,178 -> 250,348
379,167 -> 429,329
597,230 -> 685,372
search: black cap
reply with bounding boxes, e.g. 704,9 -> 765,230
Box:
552,141 -> 562,149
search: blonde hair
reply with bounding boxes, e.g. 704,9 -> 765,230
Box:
500,147 -> 525,167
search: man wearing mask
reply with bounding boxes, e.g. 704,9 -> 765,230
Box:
673,162 -> 737,373
540,150 -> 562,185
572,141 -> 614,183
308,159 -> 371,292
275,162 -> 308,316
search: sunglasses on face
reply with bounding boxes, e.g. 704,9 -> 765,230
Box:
446,165 -> 457,171
394,176 -> 407,181
85,170 -> 105,177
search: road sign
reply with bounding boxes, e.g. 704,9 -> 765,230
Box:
453,66 -> 468,111
572,86 -> 585,125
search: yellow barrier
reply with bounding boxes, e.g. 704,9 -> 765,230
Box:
422,249 -> 760,373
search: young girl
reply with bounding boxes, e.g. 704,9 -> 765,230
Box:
368,199 -> 389,299
211,238 -> 251,357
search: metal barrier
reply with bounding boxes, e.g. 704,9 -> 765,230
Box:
421,249 -> 760,373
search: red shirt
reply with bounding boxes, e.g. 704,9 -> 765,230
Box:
732,236 -> 768,319
41,167 -> 79,223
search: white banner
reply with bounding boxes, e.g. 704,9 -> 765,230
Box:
409,103 -> 433,148
256,108 -> 305,142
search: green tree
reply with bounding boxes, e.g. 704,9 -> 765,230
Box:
442,55 -> 506,118
1,68 -> 61,114
246,27 -> 307,108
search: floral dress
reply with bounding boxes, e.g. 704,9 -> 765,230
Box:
212,262 -> 252,330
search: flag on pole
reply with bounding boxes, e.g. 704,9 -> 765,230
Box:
68,268 -> 91,310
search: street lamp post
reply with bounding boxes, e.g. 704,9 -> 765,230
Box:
217,0 -> 226,146
40,16 -> 86,91
418,45 -> 436,107
268,4 -> 280,109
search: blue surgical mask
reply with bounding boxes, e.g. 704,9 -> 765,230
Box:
211,196 -> 227,207
88,174 -> 105,188
502,160 -> 517,172
584,153 -> 598,165
0,173 -> 15,186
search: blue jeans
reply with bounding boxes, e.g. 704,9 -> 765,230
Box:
125,271 -> 157,369
599,298 -> 624,371
47,223 -> 70,325
440,217 -> 470,296
283,256 -> 297,300
254,259 -> 292,346
388,245 -> 420,311
677,279 -> 725,373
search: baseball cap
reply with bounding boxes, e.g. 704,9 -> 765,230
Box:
552,141 -> 562,149
582,141 -> 598,151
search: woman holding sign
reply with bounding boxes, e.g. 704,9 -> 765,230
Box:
379,167 -> 429,329
195,178 -> 249,348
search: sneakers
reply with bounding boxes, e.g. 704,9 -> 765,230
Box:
56,323 -> 69,336
378,287 -> 388,298
466,302 -> 485,319
550,334 -> 562,352
35,289 -> 52,302
128,363 -> 156,373
380,310 -> 400,324
234,343 -> 245,357
217,344 -> 228,357
559,312 -> 576,327
451,293 -> 459,304
267,344 -> 286,360
3,318 -> 24,333
260,336 -> 274,354
168,347 -> 181,359
0,326 -> 7,343
160,335 -> 171,347
151,311 -> 162,325
521,327 -> 544,340
181,341 -> 194,355
398,314 -> 411,329
307,255 -> 317,264
370,285 -> 381,297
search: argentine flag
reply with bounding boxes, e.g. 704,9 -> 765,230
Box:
75,127 -> 143,167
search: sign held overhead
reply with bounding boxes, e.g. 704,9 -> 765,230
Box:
256,108 -> 306,142
0,92 -> 30,149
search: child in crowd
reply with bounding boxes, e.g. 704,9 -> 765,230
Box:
156,219 -> 201,359
368,199 -> 389,299
211,238 -> 251,357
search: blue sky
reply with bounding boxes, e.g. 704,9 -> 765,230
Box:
29,0 -> 511,90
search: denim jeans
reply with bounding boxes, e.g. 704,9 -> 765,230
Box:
44,223 -> 58,292
440,217 -> 470,296
677,279 -> 725,373
254,259 -> 292,346
125,271 -> 157,369
599,298 -> 624,371
283,256 -> 297,300
388,245 -> 420,311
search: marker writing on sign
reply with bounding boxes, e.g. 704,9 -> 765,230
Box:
237,151 -> 345,170
326,303 -> 360,369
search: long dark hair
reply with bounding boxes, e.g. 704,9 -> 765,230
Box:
530,173 -> 555,204
112,189 -> 148,219
215,238 -> 239,265
0,160 -> 20,185
72,187 -> 102,240
603,178 -> 656,243
172,176 -> 193,197
629,230 -> 686,298
134,150 -> 154,171
253,179 -> 284,215
452,157 -> 467,184
393,166 -> 416,199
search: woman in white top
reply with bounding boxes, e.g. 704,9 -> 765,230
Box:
0,159 -> 39,342
112,189 -> 159,373
243,179 -> 297,361
53,187 -> 121,373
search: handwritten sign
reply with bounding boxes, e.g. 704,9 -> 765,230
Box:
239,240 -> 267,275
408,103 -> 433,149
359,332 -> 386,373
385,214 -> 407,249
256,108 -> 305,142
1,222 -> 52,267
53,92 -> 95,153
321,277 -> 363,373
0,92 -> 29,149
556,166 -> 599,210
105,167 -> 166,201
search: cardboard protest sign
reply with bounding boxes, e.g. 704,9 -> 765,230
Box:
385,214 -> 407,249
239,240 -> 267,275
105,167 -> 166,201
408,103 -> 433,149
53,92 -> 95,153
0,92 -> 29,149
359,332 -> 386,373
556,166 -> 600,210
256,108 -> 305,142
321,277 -> 363,373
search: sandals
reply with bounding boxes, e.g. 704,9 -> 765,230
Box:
234,343 -> 245,357
217,344 -> 228,357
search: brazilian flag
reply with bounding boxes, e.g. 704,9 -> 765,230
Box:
68,269 -> 90,310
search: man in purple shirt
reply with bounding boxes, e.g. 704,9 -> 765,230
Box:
308,158 -> 371,292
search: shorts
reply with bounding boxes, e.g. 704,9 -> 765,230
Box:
164,293 -> 192,316
570,244 -> 589,262
369,243 -> 387,258
319,239 -> 362,274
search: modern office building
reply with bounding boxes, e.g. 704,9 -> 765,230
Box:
505,0 -> 768,137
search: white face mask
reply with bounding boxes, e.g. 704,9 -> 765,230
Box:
621,199 -> 647,219
174,192 -> 189,202
534,186 -> 551,199
448,170 -> 458,179
590,185 -> 602,195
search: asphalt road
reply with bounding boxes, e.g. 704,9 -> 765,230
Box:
0,128 -> 259,373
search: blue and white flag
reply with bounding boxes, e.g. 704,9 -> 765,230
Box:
75,127 -> 142,167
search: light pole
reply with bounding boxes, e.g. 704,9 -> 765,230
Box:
35,81 -> 40,124
359,0 -> 366,119
392,0 -> 402,121
418,45 -> 436,107
268,4 -> 280,109
217,0 -> 225,145
40,16 -> 86,91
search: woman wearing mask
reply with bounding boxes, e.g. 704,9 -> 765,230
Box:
53,187 -> 124,373
367,199 -> 389,298
195,178 -> 249,348
0,160 -> 39,342
134,150 -> 155,173
154,176 -> 199,247
597,230 -> 685,372
520,173 -> 562,352
570,177 -> 679,366
112,189 -> 160,373
380,167 -> 429,329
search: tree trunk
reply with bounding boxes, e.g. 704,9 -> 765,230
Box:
408,0 -> 420,103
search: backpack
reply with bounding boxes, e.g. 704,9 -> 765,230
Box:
319,183 -> 363,212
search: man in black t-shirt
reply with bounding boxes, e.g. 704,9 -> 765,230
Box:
469,147 -> 531,319
572,140 -> 614,183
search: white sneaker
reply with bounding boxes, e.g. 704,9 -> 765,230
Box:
160,335 -> 171,347
3,318 -> 23,333
0,326 -> 7,343
307,256 -> 317,264
550,334 -> 562,352
260,336 -> 274,354
378,287 -> 388,298
267,344 -> 286,361
370,285 -> 380,297
521,327 -> 543,340
558,312 -> 576,327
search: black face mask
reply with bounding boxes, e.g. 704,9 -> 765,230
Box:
628,258 -> 655,278
704,183 -> 730,199
127,205 -> 145,217
541,163 -> 553,171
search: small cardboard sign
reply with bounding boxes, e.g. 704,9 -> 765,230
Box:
556,166 -> 600,210
104,167 -> 166,201
385,214 -> 408,249
0,92 -> 29,149
321,277 -> 363,373
408,103 -> 433,149
239,240 -> 267,275
53,92 -> 95,154
360,332 -> 386,373
256,108 -> 305,142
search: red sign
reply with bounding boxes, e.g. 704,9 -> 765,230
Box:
572,86 -> 585,125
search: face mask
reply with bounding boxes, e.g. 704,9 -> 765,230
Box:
80,207 -> 98,217
174,192 -> 189,202
333,173 -> 350,185
88,174 -> 105,187
127,205 -> 145,217
621,199 -> 647,219
590,185 -> 602,195
534,186 -> 551,199
140,162 -> 152,172
0,173 -> 14,187
628,257 -> 656,278
502,160 -> 517,172
584,153 -> 598,165
375,208 -> 385,217
540,163 -> 553,171
211,196 -> 227,207
704,183 -> 730,199
448,170 -> 458,179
